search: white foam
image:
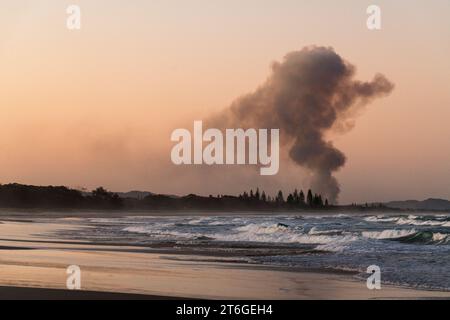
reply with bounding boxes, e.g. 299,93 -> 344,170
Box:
362,229 -> 416,240
123,225 -> 202,240
432,232 -> 448,242
308,227 -> 342,235
396,218 -> 444,226
213,223 -> 358,251
315,241 -> 352,253
364,216 -> 399,223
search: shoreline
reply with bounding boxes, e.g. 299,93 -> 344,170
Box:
0,209 -> 442,219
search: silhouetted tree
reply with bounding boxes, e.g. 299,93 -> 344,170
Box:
276,190 -> 284,204
287,193 -> 294,205
92,187 -> 109,199
261,191 -> 267,202
299,190 -> 305,205
317,194 -> 324,206
91,187 -> 123,209
255,188 -> 260,201
307,189 -> 313,207
293,189 -> 299,203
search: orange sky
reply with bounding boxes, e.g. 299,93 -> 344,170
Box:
0,0 -> 449,203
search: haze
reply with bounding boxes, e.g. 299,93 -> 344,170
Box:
0,0 -> 449,204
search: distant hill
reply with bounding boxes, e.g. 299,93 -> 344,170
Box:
385,198 -> 450,211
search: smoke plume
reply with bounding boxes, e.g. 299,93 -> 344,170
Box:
211,46 -> 394,203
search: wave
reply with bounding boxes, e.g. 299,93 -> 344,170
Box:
213,223 -> 357,251
122,214 -> 450,255
361,227 -> 450,244
364,216 -> 399,223
123,220 -> 359,252
363,214 -> 450,227
308,227 -> 344,236
362,229 -> 417,240
397,231 -> 450,244
396,217 -> 450,227
123,225 -> 205,240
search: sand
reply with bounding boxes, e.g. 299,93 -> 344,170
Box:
0,218 -> 449,300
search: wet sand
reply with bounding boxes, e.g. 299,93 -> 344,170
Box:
0,286 -> 176,300
0,218 -> 449,300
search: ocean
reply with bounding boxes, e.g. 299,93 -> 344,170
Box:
56,212 -> 450,291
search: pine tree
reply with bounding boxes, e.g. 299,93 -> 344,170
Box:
299,190 -> 305,205
287,194 -> 294,204
307,189 -> 313,207
318,195 -> 323,207
261,191 -> 267,202
313,194 -> 319,206
293,189 -> 299,203
255,188 -> 260,201
276,190 -> 284,204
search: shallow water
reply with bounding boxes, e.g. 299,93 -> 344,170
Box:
56,212 -> 450,291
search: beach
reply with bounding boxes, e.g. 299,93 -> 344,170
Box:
0,213 -> 449,300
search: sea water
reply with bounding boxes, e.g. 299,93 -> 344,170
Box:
57,212 -> 450,291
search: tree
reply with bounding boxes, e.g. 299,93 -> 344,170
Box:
313,194 -> 319,206
318,194 -> 324,207
287,194 -> 294,205
299,190 -> 305,205
307,189 -> 313,207
293,189 -> 299,203
325,199 -> 329,207
261,191 -> 267,202
92,187 -> 109,199
91,187 -> 123,209
255,188 -> 260,201
276,190 -> 284,204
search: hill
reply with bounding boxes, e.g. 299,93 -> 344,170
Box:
385,198 -> 450,211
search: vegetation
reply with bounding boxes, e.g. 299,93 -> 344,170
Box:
0,184 -> 123,209
236,188 -> 328,209
0,183 -> 359,212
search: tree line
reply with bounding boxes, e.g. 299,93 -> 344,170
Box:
0,184 -> 122,209
0,183 -> 331,211
237,188 -> 329,208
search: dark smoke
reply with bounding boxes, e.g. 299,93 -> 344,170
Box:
211,46 -> 394,203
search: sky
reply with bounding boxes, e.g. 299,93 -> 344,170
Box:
0,0 -> 449,204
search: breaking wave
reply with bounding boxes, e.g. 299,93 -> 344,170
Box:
364,216 -> 399,223
396,217 -> 450,227
362,228 -> 450,244
362,229 -> 417,240
214,223 -> 357,248
397,231 -> 450,245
